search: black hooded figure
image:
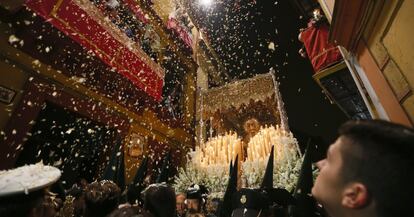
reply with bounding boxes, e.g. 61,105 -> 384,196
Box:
261,146 -> 274,189
124,157 -> 149,205
263,146 -> 295,217
221,146 -> 295,217
290,140 -> 325,217
142,151 -> 177,217
102,138 -> 125,190
220,155 -> 239,217
229,159 -> 234,175
157,151 -> 172,183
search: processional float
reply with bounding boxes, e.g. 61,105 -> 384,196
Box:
174,71 -> 303,197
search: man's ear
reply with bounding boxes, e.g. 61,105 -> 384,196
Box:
341,183 -> 370,209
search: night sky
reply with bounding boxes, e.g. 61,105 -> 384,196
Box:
188,0 -> 348,155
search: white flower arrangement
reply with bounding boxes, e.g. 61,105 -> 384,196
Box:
242,126 -> 302,191
241,143 -> 302,192
173,155 -> 229,198
174,126 -> 304,197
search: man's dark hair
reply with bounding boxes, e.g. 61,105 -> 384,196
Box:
338,120 -> 414,217
84,180 -> 121,217
143,184 -> 176,217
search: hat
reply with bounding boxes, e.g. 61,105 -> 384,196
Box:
0,162 -> 61,197
186,184 -> 209,200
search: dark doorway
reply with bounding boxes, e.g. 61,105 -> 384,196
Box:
15,101 -> 119,188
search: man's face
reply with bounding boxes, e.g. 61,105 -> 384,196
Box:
176,194 -> 186,215
312,137 -> 347,216
186,198 -> 200,212
245,119 -> 259,135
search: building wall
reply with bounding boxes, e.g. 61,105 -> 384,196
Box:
363,0 -> 414,123
152,0 -> 176,22
0,22 -> 29,132
0,22 -> 194,171
0,60 -> 28,131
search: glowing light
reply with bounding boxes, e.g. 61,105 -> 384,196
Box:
199,0 -> 212,6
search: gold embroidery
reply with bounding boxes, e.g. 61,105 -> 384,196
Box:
50,0 -> 64,16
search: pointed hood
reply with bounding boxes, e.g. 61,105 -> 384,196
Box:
156,151 -> 171,183
291,140 -> 318,217
132,157 -> 149,187
295,141 -> 313,197
229,147 -> 295,217
268,188 -> 296,206
102,138 -> 123,181
261,145 -> 274,189
116,150 -> 126,190
126,157 -> 149,205
219,155 -> 238,217
229,159 -> 234,175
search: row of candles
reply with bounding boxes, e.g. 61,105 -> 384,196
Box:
193,125 -> 299,170
194,132 -> 242,168
246,125 -> 297,163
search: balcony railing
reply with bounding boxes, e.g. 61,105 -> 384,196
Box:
26,0 -> 165,101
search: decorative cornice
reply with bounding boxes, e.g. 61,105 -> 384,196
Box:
201,73 -> 276,114
0,37 -> 193,147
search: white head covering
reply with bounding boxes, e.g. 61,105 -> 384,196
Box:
0,162 -> 61,197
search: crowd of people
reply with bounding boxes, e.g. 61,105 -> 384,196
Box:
0,120 -> 413,217
0,176 -> 220,217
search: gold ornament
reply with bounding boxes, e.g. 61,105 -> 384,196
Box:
240,195 -> 247,204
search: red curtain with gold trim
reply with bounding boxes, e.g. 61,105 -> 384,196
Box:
301,22 -> 343,73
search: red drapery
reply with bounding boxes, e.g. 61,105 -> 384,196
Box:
301,22 -> 343,73
25,0 -> 164,101
167,18 -> 192,49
